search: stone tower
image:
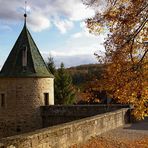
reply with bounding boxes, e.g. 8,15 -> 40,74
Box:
0,14 -> 54,138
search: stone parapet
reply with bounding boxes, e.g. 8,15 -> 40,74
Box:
0,108 -> 129,148
41,104 -> 130,127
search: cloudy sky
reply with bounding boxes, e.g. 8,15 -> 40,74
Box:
0,0 -> 106,68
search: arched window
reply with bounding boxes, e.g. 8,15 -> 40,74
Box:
22,46 -> 27,67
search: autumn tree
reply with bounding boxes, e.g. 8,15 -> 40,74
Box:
78,80 -> 108,104
55,63 -> 76,105
84,0 -> 148,119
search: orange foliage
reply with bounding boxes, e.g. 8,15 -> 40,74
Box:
85,0 -> 148,119
71,137 -> 148,148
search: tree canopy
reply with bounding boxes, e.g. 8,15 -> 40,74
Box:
84,0 -> 148,119
55,63 -> 76,105
47,56 -> 56,75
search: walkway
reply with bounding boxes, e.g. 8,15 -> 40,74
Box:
72,118 -> 148,148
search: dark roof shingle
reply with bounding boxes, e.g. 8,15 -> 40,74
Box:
0,24 -> 53,78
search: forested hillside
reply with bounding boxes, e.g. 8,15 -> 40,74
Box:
67,64 -> 105,87
66,64 -> 108,104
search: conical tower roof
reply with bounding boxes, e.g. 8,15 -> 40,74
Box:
0,16 -> 53,78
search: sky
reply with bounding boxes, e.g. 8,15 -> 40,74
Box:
0,0 -> 106,68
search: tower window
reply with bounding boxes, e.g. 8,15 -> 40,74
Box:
44,93 -> 49,105
0,93 -> 6,108
16,126 -> 21,132
22,46 -> 27,67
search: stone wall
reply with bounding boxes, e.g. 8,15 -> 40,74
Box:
0,108 -> 129,148
41,104 -> 129,127
0,77 -> 54,138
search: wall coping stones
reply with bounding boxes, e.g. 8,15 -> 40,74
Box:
0,108 -> 129,148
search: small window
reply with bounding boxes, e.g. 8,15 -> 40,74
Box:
16,126 -> 21,132
44,93 -> 49,105
22,46 -> 27,67
0,93 -> 6,108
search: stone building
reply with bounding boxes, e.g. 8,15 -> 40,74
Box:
0,14 -> 54,138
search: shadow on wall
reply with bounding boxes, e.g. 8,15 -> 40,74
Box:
41,104 -> 130,127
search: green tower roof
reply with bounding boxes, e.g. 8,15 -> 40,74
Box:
0,21 -> 53,78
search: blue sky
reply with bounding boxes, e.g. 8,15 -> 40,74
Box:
0,0 -> 105,68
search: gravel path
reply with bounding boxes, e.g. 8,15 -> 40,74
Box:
101,117 -> 148,141
72,118 -> 148,148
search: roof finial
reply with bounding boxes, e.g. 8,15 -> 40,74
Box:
24,1 -> 27,25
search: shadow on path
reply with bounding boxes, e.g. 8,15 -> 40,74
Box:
124,117 -> 148,131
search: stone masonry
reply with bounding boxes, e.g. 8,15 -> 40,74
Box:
0,78 -> 54,138
0,108 -> 129,148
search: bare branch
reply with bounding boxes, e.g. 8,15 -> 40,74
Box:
132,16 -> 148,40
82,0 -> 96,6
138,49 -> 148,63
129,39 -> 135,64
112,0 -> 118,6
136,3 -> 148,17
119,16 -> 148,49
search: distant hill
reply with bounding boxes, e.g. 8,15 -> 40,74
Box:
66,63 -> 105,87
66,64 -> 107,103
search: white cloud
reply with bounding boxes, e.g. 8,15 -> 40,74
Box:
43,52 -> 97,68
0,0 -> 106,68
53,19 -> 74,34
49,40 -> 103,56
71,21 -> 101,39
80,21 -> 88,31
72,30 -> 96,39
47,22 -> 106,67
71,21 -> 98,39
80,21 -> 93,37
39,26 -> 105,67
0,0 -> 95,32
62,0 -> 95,21
54,54 -> 97,68
49,46 -> 95,56
28,12 -> 51,32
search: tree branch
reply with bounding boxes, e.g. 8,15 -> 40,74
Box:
118,16 -> 148,49
138,49 -> 148,63
132,16 -> 148,40
136,3 -> 148,17
129,39 -> 135,64
112,0 -> 118,6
